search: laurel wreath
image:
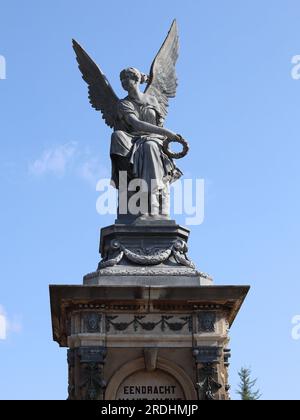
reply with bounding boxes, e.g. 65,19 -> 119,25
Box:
163,135 -> 189,159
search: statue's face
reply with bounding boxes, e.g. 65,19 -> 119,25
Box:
120,71 -> 139,92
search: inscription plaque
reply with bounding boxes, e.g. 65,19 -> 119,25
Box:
116,369 -> 185,400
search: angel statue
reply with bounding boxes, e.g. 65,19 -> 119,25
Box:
72,20 -> 188,221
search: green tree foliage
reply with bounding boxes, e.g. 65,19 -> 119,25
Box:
237,367 -> 261,400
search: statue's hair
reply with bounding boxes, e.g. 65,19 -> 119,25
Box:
140,72 -> 149,84
120,67 -> 149,84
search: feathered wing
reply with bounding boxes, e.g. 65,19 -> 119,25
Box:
144,20 -> 179,121
72,39 -> 119,129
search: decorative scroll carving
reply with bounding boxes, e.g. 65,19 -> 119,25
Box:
80,363 -> 105,400
78,347 -> 107,400
172,249 -> 195,269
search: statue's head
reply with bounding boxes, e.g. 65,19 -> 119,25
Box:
120,67 -> 149,91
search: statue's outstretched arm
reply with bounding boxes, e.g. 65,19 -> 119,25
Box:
126,114 -> 179,140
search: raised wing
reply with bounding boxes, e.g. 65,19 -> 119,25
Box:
72,39 -> 119,129
144,20 -> 179,120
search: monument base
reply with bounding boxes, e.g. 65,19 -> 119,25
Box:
50,222 -> 249,400
50,284 -> 249,400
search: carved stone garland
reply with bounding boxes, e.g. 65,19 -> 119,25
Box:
98,239 -> 195,270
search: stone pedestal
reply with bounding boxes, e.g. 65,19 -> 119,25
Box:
85,221 -> 212,286
49,222 -> 249,400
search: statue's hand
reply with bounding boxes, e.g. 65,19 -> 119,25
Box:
165,129 -> 181,140
171,133 -> 183,142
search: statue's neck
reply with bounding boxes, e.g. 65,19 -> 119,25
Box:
128,87 -> 144,103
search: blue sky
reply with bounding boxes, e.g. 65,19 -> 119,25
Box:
1,0 -> 300,400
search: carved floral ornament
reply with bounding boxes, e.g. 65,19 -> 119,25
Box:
99,239 -> 195,269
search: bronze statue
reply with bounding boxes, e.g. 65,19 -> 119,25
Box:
73,20 -> 188,221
